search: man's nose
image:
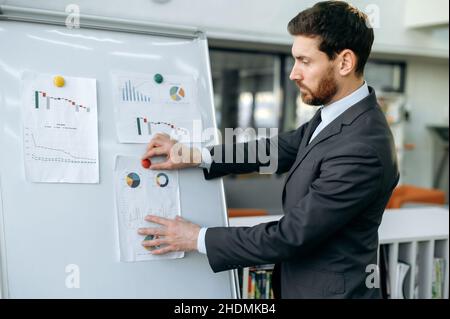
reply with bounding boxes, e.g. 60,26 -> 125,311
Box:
289,66 -> 302,81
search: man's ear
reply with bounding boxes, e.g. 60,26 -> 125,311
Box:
338,49 -> 357,76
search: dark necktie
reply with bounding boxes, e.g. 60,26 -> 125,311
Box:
306,108 -> 322,144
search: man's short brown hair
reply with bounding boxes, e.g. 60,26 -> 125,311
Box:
288,1 -> 374,76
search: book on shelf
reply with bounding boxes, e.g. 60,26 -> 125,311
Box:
379,245 -> 390,298
414,252 -> 420,299
379,246 -> 411,299
242,265 -> 274,299
394,262 -> 410,299
432,257 -> 445,299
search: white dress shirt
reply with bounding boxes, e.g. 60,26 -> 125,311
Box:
309,82 -> 369,143
196,82 -> 370,255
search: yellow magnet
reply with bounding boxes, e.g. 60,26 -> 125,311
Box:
53,75 -> 65,87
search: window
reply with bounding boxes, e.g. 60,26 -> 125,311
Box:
209,49 -> 281,141
365,60 -> 406,93
209,47 -> 407,134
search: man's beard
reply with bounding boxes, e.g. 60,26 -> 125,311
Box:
297,71 -> 338,106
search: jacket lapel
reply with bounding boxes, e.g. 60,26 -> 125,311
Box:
298,109 -> 321,151
283,87 -> 379,187
284,120 -> 343,185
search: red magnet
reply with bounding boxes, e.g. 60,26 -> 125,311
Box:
141,158 -> 151,169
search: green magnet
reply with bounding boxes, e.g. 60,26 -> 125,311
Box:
154,73 -> 164,84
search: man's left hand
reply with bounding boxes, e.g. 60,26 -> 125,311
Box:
138,215 -> 200,254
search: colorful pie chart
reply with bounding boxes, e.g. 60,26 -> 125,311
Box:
126,172 -> 140,188
156,173 -> 169,188
169,86 -> 185,101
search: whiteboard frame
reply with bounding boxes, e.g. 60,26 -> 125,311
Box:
0,5 -> 200,39
0,173 -> 8,298
0,5 -> 238,299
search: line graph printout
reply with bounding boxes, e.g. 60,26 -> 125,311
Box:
112,72 -> 202,144
114,155 -> 183,262
22,73 -> 99,183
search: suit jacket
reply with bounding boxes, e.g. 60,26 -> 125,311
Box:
202,87 -> 399,298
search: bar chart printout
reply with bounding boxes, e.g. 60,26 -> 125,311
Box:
112,72 -> 202,144
22,72 -> 99,183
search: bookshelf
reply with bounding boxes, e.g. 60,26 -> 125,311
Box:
240,264 -> 275,299
229,207 -> 449,299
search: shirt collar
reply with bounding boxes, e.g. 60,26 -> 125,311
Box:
320,81 -> 370,124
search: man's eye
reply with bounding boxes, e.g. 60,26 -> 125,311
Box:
302,60 -> 309,65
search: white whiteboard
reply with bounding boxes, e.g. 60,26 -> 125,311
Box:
0,7 -> 236,298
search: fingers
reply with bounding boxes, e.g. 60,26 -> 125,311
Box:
142,146 -> 168,160
144,138 -> 162,156
138,227 -> 166,236
143,133 -> 172,159
141,238 -> 168,248
145,215 -> 171,226
145,134 -> 170,151
147,133 -> 169,146
154,133 -> 170,141
150,245 -> 177,255
138,215 -> 185,254
145,139 -> 159,153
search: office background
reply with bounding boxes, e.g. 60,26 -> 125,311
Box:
5,0 -> 447,209
0,0 -> 448,299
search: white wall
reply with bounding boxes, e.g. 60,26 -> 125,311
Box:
1,0 -> 449,58
361,0 -> 448,58
404,0 -> 449,28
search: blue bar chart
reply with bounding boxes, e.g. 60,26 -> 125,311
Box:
121,80 -> 151,103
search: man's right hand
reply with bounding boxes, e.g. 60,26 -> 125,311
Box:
142,133 -> 202,170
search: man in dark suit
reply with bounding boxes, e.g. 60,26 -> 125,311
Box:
138,1 -> 399,298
